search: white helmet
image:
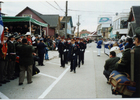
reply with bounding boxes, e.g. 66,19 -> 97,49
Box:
25,32 -> 31,36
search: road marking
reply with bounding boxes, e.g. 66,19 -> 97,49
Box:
39,73 -> 57,80
85,51 -> 90,52
38,66 -> 70,99
0,92 -> 9,99
93,51 -> 104,53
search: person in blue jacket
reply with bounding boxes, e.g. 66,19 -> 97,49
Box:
97,38 -> 102,56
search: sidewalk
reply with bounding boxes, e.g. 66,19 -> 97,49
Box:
47,50 -> 59,60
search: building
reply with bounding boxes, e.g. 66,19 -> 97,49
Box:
127,6 -> 140,37
97,17 -> 112,38
59,16 -> 74,38
16,6 -> 60,36
112,12 -> 129,39
79,30 -> 91,38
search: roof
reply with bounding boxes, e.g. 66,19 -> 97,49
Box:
2,16 -> 48,27
17,7 -> 59,28
40,15 -> 59,27
128,6 -> 140,25
61,16 -> 73,27
80,30 -> 91,35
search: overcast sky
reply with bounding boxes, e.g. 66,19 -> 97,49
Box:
1,0 -> 140,32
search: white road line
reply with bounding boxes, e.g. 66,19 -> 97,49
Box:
0,92 -> 9,99
39,73 -> 57,80
38,66 -> 70,99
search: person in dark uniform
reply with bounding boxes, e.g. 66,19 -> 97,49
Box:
58,38 -> 66,67
14,36 -> 22,78
65,38 -> 69,64
114,27 -> 140,98
17,38 -> 35,85
75,38 -> 80,67
37,38 -> 47,66
103,51 -> 120,83
7,35 -> 16,80
70,39 -> 78,73
79,38 -> 86,66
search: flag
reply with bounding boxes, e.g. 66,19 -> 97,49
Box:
0,12 -> 4,43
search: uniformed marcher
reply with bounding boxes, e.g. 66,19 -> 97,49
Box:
79,38 -> 86,66
65,38 -> 69,64
58,38 -> 66,67
70,39 -> 78,73
75,38 -> 80,67
7,35 -> 16,80
37,38 -> 47,66
18,38 -> 35,85
114,27 -> 140,98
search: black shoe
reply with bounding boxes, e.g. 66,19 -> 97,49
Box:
28,81 -> 33,84
4,79 -> 10,82
19,83 -> 23,85
41,64 -> 45,66
107,81 -> 110,85
60,66 -> 63,67
10,77 -> 15,80
70,70 -> 73,72
63,66 -> 65,68
1,81 -> 6,84
74,71 -> 76,73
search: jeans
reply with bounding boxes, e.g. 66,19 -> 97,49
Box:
45,53 -> 49,60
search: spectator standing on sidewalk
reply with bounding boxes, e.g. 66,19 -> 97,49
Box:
17,38 -> 35,85
37,38 -> 47,66
97,38 -> 102,56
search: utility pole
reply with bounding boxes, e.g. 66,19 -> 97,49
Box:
0,1 -> 3,13
65,1 -> 68,38
77,15 -> 80,37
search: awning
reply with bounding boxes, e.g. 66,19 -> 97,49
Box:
2,16 -> 48,27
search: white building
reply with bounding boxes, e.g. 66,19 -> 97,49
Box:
113,12 -> 129,38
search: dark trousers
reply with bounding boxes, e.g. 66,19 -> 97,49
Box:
60,53 -> 65,67
7,60 -> 15,79
3,60 -> 8,81
70,56 -> 77,71
14,62 -> 20,77
38,54 -> 44,65
0,60 -> 5,82
103,70 -> 110,81
80,51 -> 84,64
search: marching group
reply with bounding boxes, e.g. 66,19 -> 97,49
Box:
0,26 -> 88,86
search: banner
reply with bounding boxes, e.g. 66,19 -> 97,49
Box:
98,17 -> 112,24
0,13 -> 4,43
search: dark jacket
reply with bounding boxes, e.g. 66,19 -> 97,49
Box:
37,42 -> 47,54
104,57 -> 120,73
58,42 -> 66,54
114,46 -> 140,97
7,41 -> 16,61
18,44 -> 35,66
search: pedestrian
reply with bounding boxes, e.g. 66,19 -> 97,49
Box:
45,47 -> 49,60
103,51 -> 120,84
58,38 -> 66,67
114,27 -> 140,98
17,38 -> 35,85
70,39 -> 78,73
7,35 -> 16,80
37,38 -> 47,66
97,38 -> 102,56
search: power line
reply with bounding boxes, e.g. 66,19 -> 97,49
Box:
54,1 -> 65,13
46,1 -> 59,10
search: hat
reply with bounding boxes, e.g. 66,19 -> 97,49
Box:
20,34 -> 25,37
5,27 -> 8,30
9,35 -> 15,40
35,34 -> 38,37
25,32 -> 31,36
15,36 -> 20,40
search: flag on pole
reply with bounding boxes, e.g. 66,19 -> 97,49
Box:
0,12 -> 4,43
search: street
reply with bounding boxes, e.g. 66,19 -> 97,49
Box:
0,42 -> 121,99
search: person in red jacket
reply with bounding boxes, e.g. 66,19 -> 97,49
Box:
25,32 -> 32,45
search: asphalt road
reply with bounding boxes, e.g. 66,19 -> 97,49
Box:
0,42 -> 121,99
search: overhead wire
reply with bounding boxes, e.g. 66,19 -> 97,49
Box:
54,1 -> 65,13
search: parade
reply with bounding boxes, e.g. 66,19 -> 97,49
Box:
0,0 -> 140,99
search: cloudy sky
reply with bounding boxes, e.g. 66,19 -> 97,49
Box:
1,0 -> 140,32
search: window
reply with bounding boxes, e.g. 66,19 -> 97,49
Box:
120,17 -> 128,29
22,14 -> 32,18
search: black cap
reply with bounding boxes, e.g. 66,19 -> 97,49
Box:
9,35 -> 15,40
22,38 -> 27,43
15,36 -> 20,40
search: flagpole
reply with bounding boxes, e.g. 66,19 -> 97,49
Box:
0,1 -> 3,13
